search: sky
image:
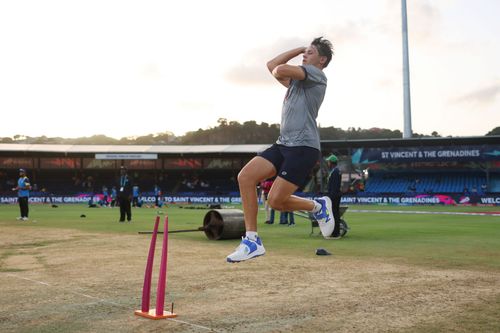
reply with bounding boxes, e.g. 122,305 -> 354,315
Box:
0,0 -> 499,139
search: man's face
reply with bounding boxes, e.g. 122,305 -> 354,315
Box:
302,45 -> 326,68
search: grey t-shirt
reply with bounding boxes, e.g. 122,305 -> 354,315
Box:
276,64 -> 327,150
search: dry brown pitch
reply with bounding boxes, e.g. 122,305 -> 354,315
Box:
1,226 -> 500,332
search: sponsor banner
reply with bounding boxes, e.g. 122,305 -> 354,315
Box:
352,145 -> 500,164
95,153 -> 158,160
0,195 -> 241,205
1,194 -> 498,205
341,194 -> 500,205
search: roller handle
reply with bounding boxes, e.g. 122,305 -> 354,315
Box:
138,226 -> 207,234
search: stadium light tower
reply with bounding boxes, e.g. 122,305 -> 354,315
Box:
401,0 -> 413,138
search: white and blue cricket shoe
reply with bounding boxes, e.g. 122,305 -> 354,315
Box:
226,236 -> 266,263
314,196 -> 335,238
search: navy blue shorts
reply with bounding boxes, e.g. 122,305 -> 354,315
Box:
259,144 -> 320,187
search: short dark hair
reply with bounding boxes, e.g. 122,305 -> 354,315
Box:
311,37 -> 334,68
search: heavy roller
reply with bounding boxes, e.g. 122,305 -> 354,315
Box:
138,209 -> 245,240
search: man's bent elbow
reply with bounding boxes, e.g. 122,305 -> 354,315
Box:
266,61 -> 276,73
272,65 -> 286,78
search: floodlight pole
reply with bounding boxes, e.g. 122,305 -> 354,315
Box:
402,0 -> 413,138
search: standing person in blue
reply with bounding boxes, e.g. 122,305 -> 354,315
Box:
101,185 -> 109,207
117,166 -> 132,222
132,184 -> 140,207
227,37 -> 335,263
279,211 -> 295,226
153,184 -> 161,208
12,168 -> 31,221
110,186 -> 117,207
325,154 -> 342,238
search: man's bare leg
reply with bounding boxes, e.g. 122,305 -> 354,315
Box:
268,176 -> 335,237
268,177 -> 314,212
237,156 -> 276,232
226,157 -> 276,263
267,177 -> 316,212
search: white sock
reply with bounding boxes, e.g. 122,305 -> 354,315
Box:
311,200 -> 322,213
246,231 -> 258,240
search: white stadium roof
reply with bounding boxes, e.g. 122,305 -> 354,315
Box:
0,144 -> 270,154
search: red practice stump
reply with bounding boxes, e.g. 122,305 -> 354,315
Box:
135,215 -> 177,319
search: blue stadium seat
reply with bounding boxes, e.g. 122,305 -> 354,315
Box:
364,172 -> 489,194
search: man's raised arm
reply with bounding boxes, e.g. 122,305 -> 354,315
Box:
266,47 -> 306,87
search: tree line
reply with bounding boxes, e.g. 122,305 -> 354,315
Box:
1,120 -> 499,145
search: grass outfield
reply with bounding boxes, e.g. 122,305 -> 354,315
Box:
1,203 -> 499,271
